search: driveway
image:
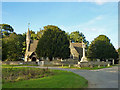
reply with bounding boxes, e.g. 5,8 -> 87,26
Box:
17,66 -> 119,88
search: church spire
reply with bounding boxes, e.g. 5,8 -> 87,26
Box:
26,23 -> 31,41
25,23 -> 31,62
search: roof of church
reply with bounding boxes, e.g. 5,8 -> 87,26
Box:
71,43 -> 82,48
71,43 -> 83,55
29,40 -> 39,52
27,52 -> 33,57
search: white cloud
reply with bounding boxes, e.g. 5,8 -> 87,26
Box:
94,0 -> 119,5
77,0 -> 119,5
94,0 -> 107,5
60,15 -> 104,32
86,15 -> 103,25
60,15 -> 109,45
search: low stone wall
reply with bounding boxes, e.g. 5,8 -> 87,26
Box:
76,61 -> 111,67
39,59 -> 111,67
2,61 -> 37,65
39,60 -> 62,66
60,59 -> 78,65
2,60 -> 111,67
39,59 -> 78,66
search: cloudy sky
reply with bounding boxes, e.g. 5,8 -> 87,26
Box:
2,1 -> 118,49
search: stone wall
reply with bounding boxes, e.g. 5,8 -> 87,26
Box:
2,59 -> 112,67
76,61 -> 111,67
2,61 -> 37,65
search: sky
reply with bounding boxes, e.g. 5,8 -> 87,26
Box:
2,2 -> 118,49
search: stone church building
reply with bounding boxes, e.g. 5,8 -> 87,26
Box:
24,28 -> 39,62
24,28 -> 83,62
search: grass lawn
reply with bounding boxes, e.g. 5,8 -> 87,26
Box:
2,65 -> 88,88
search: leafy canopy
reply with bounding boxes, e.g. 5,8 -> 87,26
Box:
87,35 -> 118,61
2,33 -> 25,61
36,25 -> 70,61
69,31 -> 89,48
0,24 -> 14,32
0,24 -> 14,37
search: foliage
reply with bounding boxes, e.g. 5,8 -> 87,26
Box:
21,33 -> 26,56
30,30 -> 37,40
69,31 -> 89,48
22,41 -> 26,56
2,33 -> 25,61
36,25 -> 70,61
87,35 -> 119,61
37,29 -> 44,39
0,24 -> 14,38
0,24 -> 14,32
2,31 -> 10,37
65,32 -> 70,40
29,29 -> 45,40
2,38 -> 8,60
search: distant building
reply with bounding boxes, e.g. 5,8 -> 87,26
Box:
24,28 -> 83,62
24,28 -> 39,62
69,41 -> 83,60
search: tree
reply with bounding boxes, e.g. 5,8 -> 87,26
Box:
36,25 -> 70,61
87,35 -> 119,61
30,30 -> 37,40
0,24 -> 14,36
69,31 -> 89,48
2,38 -> 8,61
2,33 -> 25,61
0,24 -> 14,32
37,29 -> 44,39
65,32 -> 70,40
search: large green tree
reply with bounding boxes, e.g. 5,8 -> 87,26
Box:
0,24 -> 14,37
30,30 -> 37,40
87,35 -> 118,61
69,31 -> 89,48
0,24 -> 14,32
2,33 -> 25,61
36,25 -> 70,61
37,29 -> 44,40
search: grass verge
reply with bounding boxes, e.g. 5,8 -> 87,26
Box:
2,66 -> 88,88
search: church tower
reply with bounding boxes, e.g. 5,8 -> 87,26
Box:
24,27 -> 31,62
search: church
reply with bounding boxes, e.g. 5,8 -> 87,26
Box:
24,28 -> 83,62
